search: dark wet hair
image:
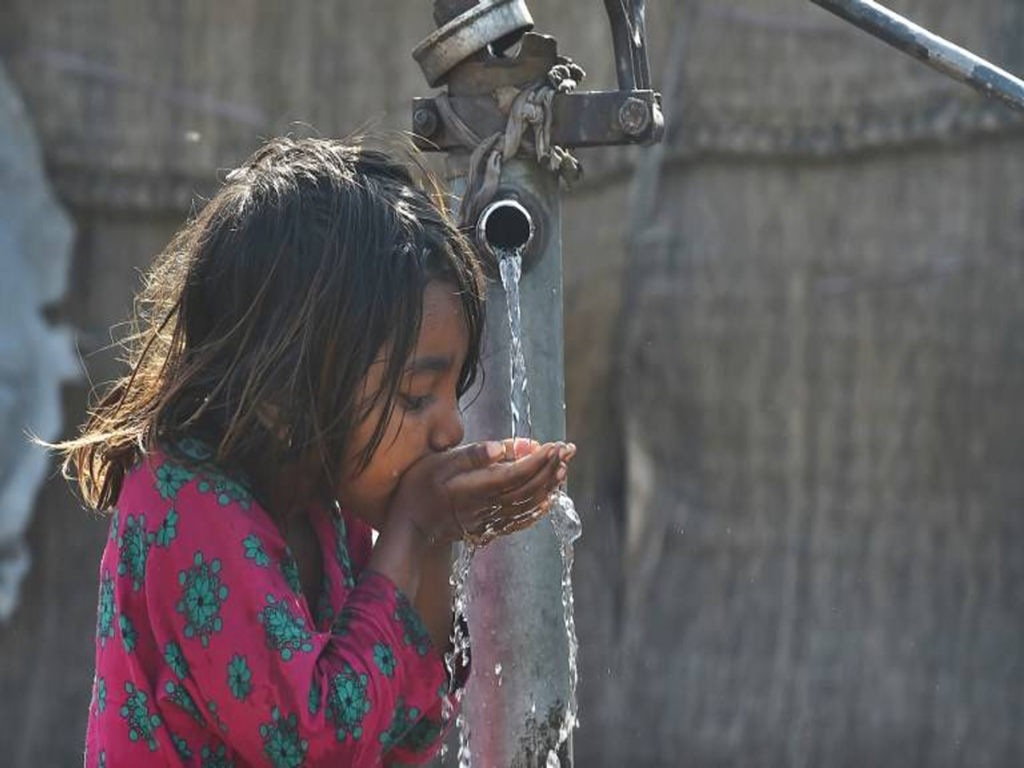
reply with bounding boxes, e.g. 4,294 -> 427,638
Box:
56,135 -> 486,512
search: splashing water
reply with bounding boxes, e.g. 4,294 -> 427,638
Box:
442,541 -> 475,765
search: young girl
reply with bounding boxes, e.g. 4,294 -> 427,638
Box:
57,136 -> 575,767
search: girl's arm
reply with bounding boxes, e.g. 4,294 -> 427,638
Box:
412,542 -> 456,654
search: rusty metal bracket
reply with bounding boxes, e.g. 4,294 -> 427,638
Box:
413,89 -> 662,151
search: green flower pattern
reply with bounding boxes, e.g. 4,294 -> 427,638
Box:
156,461 -> 194,500
197,472 -> 252,509
117,513 -> 153,591
394,589 -> 432,656
176,552 -> 229,648
176,437 -> 213,462
330,606 -> 354,636
200,743 -> 234,768
279,554 -> 302,596
373,642 -> 397,678
165,641 -> 189,680
120,681 -> 162,751
308,677 -> 322,716
96,570 -> 115,646
155,508 -> 179,548
244,534 -> 269,567
314,572 -> 334,628
379,698 -> 421,751
325,663 -> 371,742
259,707 -> 308,768
207,698 -> 230,735
119,613 -> 138,653
258,594 -> 314,661
331,514 -> 355,588
164,680 -> 206,726
227,655 -> 253,702
173,436 -> 253,508
95,676 -> 107,715
171,733 -> 193,760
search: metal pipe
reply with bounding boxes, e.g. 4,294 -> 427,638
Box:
629,0 -> 651,91
453,158 -> 571,766
809,0 -> 1024,114
477,198 -> 535,257
604,0 -> 638,91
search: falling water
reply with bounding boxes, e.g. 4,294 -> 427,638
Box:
498,246 -> 583,768
446,242 -> 582,766
442,540 -> 475,767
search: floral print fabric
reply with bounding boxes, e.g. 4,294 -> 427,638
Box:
85,447 -> 463,766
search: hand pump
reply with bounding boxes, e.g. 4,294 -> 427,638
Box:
411,1 -> 663,764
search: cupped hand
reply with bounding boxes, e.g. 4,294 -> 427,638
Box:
388,437 -> 577,547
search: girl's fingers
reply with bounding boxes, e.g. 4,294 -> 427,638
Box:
458,441 -> 562,497
492,457 -> 561,513
500,437 -> 540,461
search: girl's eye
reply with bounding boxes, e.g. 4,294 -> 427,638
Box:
402,394 -> 432,413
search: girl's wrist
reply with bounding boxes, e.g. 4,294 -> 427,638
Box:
367,510 -> 432,599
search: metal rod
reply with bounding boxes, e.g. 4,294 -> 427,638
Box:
604,0 -> 638,91
809,0 -> 1024,114
630,0 -> 651,90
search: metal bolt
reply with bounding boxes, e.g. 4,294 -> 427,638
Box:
618,96 -> 651,137
413,107 -> 439,138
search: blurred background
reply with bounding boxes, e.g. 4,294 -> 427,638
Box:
3,1 -> 1024,766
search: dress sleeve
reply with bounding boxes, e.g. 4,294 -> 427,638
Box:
141,459 -> 458,767
384,615 -> 472,766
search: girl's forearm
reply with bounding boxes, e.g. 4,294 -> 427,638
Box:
366,515 -> 429,599
366,511 -> 454,654
414,542 -> 456,655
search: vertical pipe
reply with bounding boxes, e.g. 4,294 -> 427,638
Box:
447,157 -> 571,766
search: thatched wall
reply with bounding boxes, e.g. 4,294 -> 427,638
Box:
3,1 -> 1024,765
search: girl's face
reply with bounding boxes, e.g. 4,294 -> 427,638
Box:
335,280 -> 470,528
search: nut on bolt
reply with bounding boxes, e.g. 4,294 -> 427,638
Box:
618,96 -> 651,137
413,106 -> 439,138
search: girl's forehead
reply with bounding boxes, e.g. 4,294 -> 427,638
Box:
419,282 -> 469,341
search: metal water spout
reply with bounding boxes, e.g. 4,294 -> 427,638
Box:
477,198 -> 534,260
411,1 -> 663,765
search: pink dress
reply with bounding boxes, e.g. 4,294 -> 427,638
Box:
85,441 -> 466,766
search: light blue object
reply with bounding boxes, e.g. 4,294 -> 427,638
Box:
0,64 -> 77,622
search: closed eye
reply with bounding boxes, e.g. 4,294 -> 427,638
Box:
401,394 -> 433,413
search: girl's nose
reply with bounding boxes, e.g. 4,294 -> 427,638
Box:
431,405 -> 465,452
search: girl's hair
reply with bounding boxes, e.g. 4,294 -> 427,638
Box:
56,135 -> 486,512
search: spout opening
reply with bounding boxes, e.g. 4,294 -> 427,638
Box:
478,199 -> 534,255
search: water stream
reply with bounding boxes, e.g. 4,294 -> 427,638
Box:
497,248 -> 583,767
444,243 -> 582,766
